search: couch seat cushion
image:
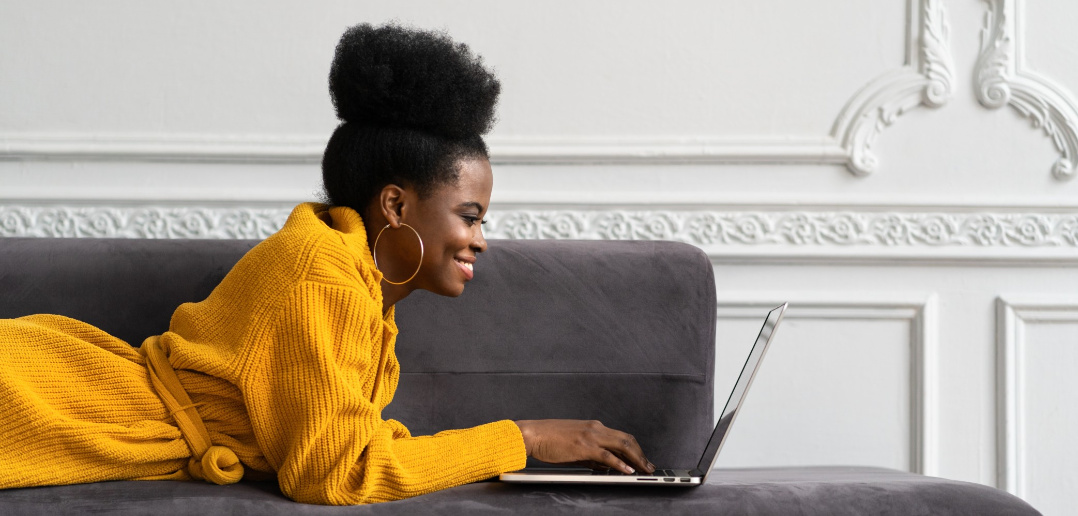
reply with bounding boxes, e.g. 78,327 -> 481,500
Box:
0,466 -> 1039,515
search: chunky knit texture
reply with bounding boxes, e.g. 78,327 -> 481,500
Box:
0,202 -> 527,505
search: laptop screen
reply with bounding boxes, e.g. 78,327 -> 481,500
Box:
693,303 -> 787,475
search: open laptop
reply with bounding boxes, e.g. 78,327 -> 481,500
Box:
500,302 -> 787,486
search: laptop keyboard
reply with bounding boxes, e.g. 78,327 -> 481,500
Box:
591,468 -> 675,477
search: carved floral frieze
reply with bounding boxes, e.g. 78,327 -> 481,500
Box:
485,210 -> 1078,248
0,206 -> 289,240
3,205 -> 1075,250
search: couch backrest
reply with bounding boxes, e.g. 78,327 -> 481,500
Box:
0,237 -> 715,469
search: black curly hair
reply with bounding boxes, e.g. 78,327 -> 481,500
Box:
322,23 -> 500,212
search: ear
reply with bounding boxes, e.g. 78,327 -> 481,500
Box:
377,184 -> 408,227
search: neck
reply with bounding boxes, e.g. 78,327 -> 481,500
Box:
379,282 -> 411,316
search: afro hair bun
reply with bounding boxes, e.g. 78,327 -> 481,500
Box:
329,23 -> 501,140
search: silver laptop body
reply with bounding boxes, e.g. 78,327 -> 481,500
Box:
500,303 -> 787,486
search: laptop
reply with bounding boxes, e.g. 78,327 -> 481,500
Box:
500,302 -> 787,486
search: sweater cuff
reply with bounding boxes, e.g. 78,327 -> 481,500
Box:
488,419 -> 528,474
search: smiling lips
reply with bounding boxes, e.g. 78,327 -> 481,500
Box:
455,258 -> 474,280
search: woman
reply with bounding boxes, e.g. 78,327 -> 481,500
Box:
0,23 -> 653,505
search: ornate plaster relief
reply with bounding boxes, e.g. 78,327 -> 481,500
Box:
976,0 -> 1078,180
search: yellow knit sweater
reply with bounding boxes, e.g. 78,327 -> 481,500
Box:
0,202 -> 526,505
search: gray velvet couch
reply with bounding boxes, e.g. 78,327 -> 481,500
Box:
0,237 -> 1040,515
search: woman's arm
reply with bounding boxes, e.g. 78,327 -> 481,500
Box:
243,282 -> 525,505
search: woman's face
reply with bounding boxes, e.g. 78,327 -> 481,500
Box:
390,158 -> 493,297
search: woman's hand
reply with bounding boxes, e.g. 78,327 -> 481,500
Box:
514,419 -> 655,475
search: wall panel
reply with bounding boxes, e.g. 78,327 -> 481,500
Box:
997,296 -> 1078,514
714,295 -> 936,474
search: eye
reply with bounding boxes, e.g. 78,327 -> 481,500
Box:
462,215 -> 484,226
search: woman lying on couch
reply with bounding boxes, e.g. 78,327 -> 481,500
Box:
0,23 -> 654,505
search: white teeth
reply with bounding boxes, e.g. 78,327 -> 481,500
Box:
457,260 -> 473,271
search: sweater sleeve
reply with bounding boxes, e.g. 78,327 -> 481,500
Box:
242,281 -> 526,505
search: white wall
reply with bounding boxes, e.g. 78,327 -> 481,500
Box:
2,1 -> 1076,513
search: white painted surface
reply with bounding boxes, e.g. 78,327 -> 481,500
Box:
1018,319 -> 1078,516
2,0 -> 1077,512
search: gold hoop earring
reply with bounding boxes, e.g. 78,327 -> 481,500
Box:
372,223 -> 424,285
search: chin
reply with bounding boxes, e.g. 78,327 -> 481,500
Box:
444,284 -> 466,297
426,282 -> 466,298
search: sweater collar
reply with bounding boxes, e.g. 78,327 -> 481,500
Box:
297,202 -> 376,271
325,204 -> 376,266
294,203 -> 396,327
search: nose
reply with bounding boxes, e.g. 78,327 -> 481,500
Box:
472,225 -> 488,253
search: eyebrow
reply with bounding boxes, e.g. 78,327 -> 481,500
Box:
457,201 -> 485,212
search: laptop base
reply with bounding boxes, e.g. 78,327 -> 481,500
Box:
499,468 -> 702,486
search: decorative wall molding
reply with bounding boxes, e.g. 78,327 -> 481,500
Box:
5,204 -> 1077,264
0,0 -> 949,175
484,209 -> 1078,248
0,133 -> 851,166
995,296 -> 1078,496
717,293 -> 938,475
492,136 -> 850,165
0,205 -> 290,240
831,0 -> 953,176
0,133 -> 328,164
976,0 -> 1078,180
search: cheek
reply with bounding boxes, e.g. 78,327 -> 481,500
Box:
436,227 -> 473,252
414,218 -> 472,264
419,233 -> 460,264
